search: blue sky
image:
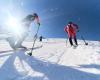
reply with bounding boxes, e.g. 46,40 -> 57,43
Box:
0,0 -> 100,40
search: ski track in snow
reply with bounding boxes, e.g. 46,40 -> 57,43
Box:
0,39 -> 100,80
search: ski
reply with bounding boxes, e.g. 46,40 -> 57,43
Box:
72,45 -> 78,49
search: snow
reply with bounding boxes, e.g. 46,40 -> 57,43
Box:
0,39 -> 100,80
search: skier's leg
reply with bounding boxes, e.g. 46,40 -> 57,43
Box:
15,32 -> 28,48
6,37 -> 16,49
74,36 -> 78,45
69,37 -> 73,46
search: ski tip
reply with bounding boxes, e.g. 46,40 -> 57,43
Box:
72,45 -> 78,49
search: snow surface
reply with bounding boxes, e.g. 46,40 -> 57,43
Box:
0,39 -> 100,80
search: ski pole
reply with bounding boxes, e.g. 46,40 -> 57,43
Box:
65,32 -> 68,47
66,38 -> 68,47
28,26 -> 40,56
81,35 -> 88,45
78,31 -> 88,45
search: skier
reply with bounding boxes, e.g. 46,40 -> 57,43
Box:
64,21 -> 79,46
39,36 -> 43,42
6,13 -> 40,49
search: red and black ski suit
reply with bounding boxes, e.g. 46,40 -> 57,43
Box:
64,23 -> 79,46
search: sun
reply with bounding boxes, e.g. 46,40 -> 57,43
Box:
6,16 -> 23,36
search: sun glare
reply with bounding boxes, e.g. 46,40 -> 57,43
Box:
6,16 -> 23,36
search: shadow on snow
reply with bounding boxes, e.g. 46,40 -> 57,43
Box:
0,49 -> 100,80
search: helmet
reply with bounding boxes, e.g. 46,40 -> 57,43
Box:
33,13 -> 38,17
68,21 -> 73,24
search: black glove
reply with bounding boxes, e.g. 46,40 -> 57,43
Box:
77,30 -> 79,32
37,22 -> 40,26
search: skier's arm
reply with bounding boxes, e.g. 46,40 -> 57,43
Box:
76,26 -> 79,32
64,26 -> 68,33
73,23 -> 79,32
35,16 -> 40,26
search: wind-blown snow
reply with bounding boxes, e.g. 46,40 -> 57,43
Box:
0,39 -> 100,80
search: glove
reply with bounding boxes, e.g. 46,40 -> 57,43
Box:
37,22 -> 40,26
77,30 -> 79,32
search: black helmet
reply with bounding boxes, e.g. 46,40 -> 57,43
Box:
68,21 -> 73,24
33,13 -> 38,17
